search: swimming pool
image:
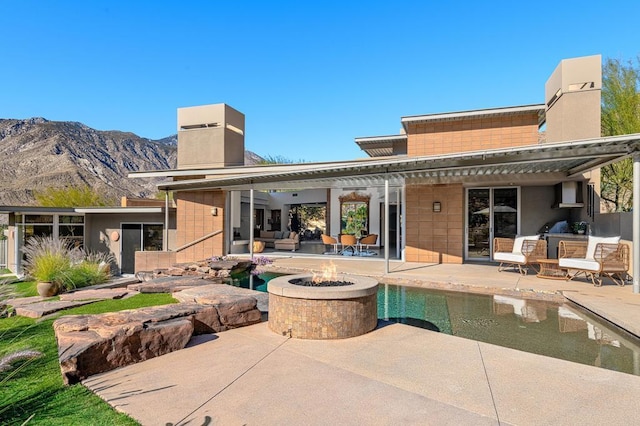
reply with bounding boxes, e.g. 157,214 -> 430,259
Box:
230,272 -> 640,376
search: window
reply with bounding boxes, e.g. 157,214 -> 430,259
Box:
339,193 -> 370,237
587,183 -> 595,220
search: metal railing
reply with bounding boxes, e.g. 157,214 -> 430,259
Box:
173,229 -> 223,253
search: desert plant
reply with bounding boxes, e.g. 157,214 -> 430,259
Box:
21,236 -> 74,287
21,236 -> 114,291
0,279 -> 15,318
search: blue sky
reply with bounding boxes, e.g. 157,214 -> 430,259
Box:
1,1 -> 638,162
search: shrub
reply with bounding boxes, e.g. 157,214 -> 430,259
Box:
21,236 -> 74,287
21,236 -> 114,291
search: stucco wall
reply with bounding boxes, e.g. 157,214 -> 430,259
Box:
84,212 -> 175,273
519,186 -> 573,235
405,182 -> 463,263
175,190 -> 226,263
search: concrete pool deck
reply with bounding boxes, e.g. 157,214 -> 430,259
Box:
84,259 -> 640,425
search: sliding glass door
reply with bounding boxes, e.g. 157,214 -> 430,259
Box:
466,188 -> 519,261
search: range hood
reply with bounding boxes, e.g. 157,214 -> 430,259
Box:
553,181 -> 584,208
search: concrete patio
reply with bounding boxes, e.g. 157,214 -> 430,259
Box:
83,258 -> 640,425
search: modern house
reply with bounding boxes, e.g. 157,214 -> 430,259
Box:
4,55 -> 640,292
130,55 -> 638,278
2,198 -> 176,275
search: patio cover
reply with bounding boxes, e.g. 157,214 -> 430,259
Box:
133,135 -> 640,192
130,133 -> 640,293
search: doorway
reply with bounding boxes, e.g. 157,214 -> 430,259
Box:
121,223 -> 163,274
466,188 -> 519,261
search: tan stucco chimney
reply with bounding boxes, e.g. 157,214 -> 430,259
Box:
177,103 -> 245,169
544,55 -> 602,143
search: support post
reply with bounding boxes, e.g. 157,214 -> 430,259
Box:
249,188 -> 254,260
164,190 -> 169,251
396,188 -> 401,259
633,154 -> 640,294
385,178 -> 390,274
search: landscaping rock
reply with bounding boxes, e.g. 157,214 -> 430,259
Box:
53,296 -> 262,384
174,284 -> 269,313
5,295 -> 46,307
15,300 -> 97,318
59,289 -> 134,302
127,276 -> 223,293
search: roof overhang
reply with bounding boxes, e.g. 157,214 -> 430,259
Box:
154,134 -> 640,192
401,104 -> 546,132
0,206 -> 170,215
0,206 -> 76,214
75,207 -> 168,214
354,134 -> 408,157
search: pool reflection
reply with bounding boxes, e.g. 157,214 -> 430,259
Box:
378,284 -> 640,376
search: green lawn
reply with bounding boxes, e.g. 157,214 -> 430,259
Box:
1,284 -> 176,425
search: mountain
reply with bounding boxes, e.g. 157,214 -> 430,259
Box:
0,118 -> 262,206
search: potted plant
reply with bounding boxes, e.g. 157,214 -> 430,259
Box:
572,221 -> 587,235
21,236 -> 73,297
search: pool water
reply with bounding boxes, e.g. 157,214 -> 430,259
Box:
379,284 -> 640,376
231,273 -> 640,376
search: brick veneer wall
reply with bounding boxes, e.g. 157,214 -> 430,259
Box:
405,182 -> 464,264
175,190 -> 226,263
406,113 -> 539,157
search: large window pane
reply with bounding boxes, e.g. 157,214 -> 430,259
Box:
60,215 -> 84,224
143,224 -> 163,251
25,215 -> 53,224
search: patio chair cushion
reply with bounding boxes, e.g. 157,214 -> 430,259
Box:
585,236 -> 620,260
558,258 -> 600,272
512,235 -> 540,254
494,252 -> 527,264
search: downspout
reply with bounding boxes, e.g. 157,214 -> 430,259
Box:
633,154 -> 639,294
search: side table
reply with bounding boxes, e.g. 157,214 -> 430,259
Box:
537,259 -> 567,280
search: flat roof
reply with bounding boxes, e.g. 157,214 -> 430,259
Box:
0,206 -> 170,214
0,206 -> 76,214
354,135 -> 408,157
74,207 -> 168,214
401,104 -> 546,129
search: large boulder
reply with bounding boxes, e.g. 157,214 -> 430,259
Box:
54,297 -> 261,385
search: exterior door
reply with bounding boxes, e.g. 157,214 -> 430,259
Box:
466,188 -> 519,261
121,223 -> 164,274
121,224 -> 142,274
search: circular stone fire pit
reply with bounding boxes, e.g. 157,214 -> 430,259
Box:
267,274 -> 378,339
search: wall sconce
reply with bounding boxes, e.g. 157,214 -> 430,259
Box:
211,207 -> 218,216
433,202 -> 441,212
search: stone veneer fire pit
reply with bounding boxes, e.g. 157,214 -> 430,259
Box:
267,273 -> 378,339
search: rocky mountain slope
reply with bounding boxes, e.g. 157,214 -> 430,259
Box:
0,118 -> 261,206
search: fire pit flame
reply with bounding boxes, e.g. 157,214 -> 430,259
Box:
312,261 -> 337,284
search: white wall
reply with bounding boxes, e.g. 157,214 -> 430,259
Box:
330,187 -> 399,238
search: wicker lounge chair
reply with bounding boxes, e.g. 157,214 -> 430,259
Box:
493,235 -> 547,275
558,236 -> 629,286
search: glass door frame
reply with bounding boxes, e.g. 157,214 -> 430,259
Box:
465,186 -> 521,262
